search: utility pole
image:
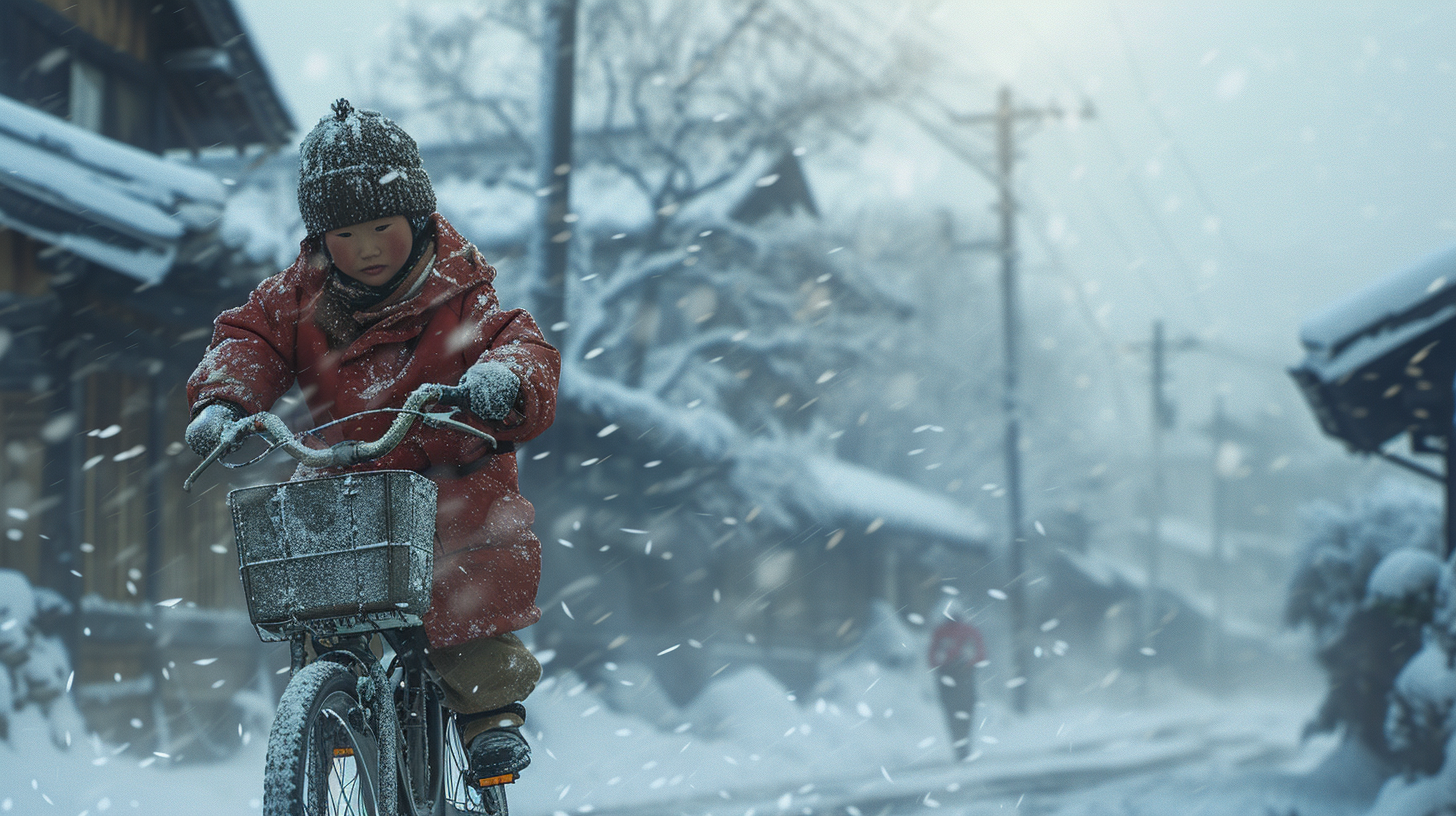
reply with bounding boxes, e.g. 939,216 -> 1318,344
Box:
1144,321 -> 1167,654
527,0 -> 579,482
531,0 -> 579,344
951,86 -> 1091,714
1133,323 -> 1196,665
1208,396 -> 1230,674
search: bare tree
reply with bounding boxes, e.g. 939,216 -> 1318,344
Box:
364,0 -> 922,453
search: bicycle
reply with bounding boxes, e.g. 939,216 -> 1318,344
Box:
187,383 -> 514,816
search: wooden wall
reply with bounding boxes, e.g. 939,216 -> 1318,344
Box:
77,371 -> 242,609
80,370 -> 150,602
158,382 -> 243,609
0,230 -> 53,298
0,227 -> 242,612
37,0 -> 151,62
0,392 -> 47,578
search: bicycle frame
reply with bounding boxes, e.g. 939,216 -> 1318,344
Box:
190,383 -> 503,816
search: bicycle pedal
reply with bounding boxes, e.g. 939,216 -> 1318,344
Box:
476,773 -> 515,787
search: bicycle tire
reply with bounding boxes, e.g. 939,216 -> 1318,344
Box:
264,660 -> 382,816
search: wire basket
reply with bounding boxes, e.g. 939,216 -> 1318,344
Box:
229,471 -> 436,640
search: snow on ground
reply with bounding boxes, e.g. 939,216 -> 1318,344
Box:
1045,732 -> 1389,816
2,706 -> 269,814
0,646 -> 1349,816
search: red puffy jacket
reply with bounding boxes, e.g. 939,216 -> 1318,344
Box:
187,214 -> 559,648
928,619 -> 986,669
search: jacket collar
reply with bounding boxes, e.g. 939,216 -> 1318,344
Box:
293,213 -> 495,361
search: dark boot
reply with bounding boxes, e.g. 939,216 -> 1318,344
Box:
461,703 -> 530,786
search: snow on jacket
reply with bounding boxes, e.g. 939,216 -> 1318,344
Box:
187,213 -> 559,648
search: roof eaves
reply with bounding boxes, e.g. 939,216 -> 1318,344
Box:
184,0 -> 296,147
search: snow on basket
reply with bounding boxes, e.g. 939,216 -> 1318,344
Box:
228,471 -> 436,640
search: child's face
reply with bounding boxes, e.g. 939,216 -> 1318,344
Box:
324,215 -> 413,285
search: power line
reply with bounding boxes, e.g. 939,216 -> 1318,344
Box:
1017,195 -> 1136,421
1000,4 -> 1215,327
1105,1 -> 1250,263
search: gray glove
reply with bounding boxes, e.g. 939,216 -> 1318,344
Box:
460,361 -> 521,422
185,402 -> 246,457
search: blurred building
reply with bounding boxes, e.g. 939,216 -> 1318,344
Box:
0,0 -> 291,755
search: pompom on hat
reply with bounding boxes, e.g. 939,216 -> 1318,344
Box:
297,99 -> 436,236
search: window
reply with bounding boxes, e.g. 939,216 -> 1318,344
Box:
69,59 -> 105,132
105,76 -> 149,147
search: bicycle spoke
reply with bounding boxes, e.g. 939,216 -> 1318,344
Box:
330,755 -> 364,815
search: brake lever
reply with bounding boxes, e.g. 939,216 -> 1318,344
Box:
418,410 -> 498,445
183,416 -> 257,492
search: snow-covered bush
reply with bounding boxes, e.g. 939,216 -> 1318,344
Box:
0,569 -> 85,747
1287,483 -> 1441,648
1370,562 -> 1456,816
1367,549 -> 1444,626
1382,641 -> 1455,777
1286,483 -> 1441,757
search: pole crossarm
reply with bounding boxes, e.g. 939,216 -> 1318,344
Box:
950,98 -> 1095,126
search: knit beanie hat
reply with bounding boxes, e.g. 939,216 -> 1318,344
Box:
297,99 -> 436,236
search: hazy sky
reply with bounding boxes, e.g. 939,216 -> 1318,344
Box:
232,0 -> 1456,430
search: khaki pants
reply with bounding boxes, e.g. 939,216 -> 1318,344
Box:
429,631 -> 541,716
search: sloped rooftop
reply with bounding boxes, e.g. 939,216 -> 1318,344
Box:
0,93 -> 225,284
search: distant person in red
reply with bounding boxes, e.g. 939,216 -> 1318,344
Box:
928,603 -> 985,761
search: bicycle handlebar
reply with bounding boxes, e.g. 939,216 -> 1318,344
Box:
183,383 -> 496,491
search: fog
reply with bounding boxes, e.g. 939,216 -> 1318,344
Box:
4,0 -> 1456,814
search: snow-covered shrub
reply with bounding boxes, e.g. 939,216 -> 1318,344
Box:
0,569 -> 85,747
1373,562 -> 1456,814
1286,484 -> 1441,757
1371,565 -> 1456,815
1372,550 -> 1452,777
1287,484 -> 1441,648
1383,642 -> 1456,777
1367,549 -> 1444,625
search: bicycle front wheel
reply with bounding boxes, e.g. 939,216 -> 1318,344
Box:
265,660 -> 382,816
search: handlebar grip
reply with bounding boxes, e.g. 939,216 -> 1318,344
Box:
436,384 -> 470,408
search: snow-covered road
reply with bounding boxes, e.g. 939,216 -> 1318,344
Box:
0,658 -> 1343,816
561,695 -> 1323,816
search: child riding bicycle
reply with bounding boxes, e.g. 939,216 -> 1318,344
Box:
184,99 -> 559,787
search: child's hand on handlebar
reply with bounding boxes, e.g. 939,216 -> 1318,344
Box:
455,361 -> 520,422
185,402 -> 248,457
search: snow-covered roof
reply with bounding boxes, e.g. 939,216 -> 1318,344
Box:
805,456 -> 992,551
674,148 -> 818,227
561,366 -> 739,462
0,94 -> 226,284
1299,243 -> 1456,365
1292,243 -> 1456,452
563,365 -> 993,552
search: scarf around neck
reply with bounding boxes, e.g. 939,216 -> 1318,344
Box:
314,241 -> 437,350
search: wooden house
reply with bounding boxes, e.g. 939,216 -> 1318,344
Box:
0,0 -> 292,756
